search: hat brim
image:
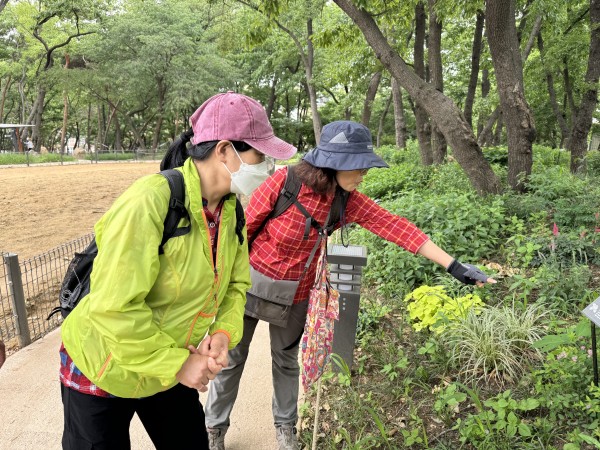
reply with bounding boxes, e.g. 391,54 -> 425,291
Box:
302,149 -> 389,171
244,135 -> 297,160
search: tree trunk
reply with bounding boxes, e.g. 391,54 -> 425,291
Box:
485,0 -> 535,191
266,76 -> 277,119
0,75 -> 11,123
305,19 -> 322,143
344,85 -> 352,120
478,106 -> 501,147
464,10 -> 485,128
414,2 -> 433,165
60,54 -> 70,155
391,77 -> 407,148
32,87 -> 46,152
563,61 -> 578,119
114,111 -> 122,152
568,0 -> 600,173
333,0 -> 501,195
428,0 -> 447,164
538,33 -> 570,148
97,104 -> 105,153
86,102 -> 92,151
361,71 -> 382,127
477,67 -> 490,139
493,112 -> 503,145
152,79 -> 166,151
376,93 -> 392,147
0,0 -> 9,14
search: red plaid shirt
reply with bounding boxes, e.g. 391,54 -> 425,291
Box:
59,198 -> 224,397
247,167 -> 429,303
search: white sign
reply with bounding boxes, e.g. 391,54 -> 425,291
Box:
582,296 -> 600,327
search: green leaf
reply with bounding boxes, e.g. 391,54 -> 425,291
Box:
518,423 -> 532,437
532,334 -> 572,352
518,398 -> 540,411
578,433 -> 600,448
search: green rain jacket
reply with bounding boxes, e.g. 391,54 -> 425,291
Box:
61,158 -> 250,398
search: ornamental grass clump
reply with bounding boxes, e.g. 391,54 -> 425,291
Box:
403,285 -> 485,334
442,303 -> 548,385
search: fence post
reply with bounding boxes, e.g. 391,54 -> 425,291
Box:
3,253 -> 31,347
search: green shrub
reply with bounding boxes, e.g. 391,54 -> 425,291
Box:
353,191 -> 506,295
455,389 -> 542,448
403,285 -> 484,333
482,146 -> 508,165
532,145 -> 569,169
585,150 -> 600,176
359,163 -> 430,199
426,161 -> 474,195
84,152 -> 136,161
375,141 -> 421,165
0,152 -> 76,165
507,263 -> 594,315
525,166 -> 588,202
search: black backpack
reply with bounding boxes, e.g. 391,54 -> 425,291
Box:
48,169 -> 246,320
248,165 -> 349,248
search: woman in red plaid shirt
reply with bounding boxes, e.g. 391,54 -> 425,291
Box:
205,121 -> 495,450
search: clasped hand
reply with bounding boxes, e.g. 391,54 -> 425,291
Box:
175,333 -> 230,392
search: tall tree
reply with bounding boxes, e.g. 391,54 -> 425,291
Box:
464,10 -> 485,129
361,70 -> 382,126
485,0 -> 536,191
391,77 -> 407,148
567,0 -> 600,173
413,2 -> 432,165
333,0 -> 500,195
428,0 -> 447,164
237,0 -> 324,143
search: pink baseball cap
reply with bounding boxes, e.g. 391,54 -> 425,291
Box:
189,91 -> 297,160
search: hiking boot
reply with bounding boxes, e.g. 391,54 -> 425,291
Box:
275,425 -> 300,450
207,427 -> 227,450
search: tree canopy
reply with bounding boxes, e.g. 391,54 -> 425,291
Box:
1,0 -> 598,191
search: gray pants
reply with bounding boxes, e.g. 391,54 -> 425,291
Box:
205,299 -> 308,428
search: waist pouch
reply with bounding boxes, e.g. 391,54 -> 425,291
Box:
245,266 -> 299,327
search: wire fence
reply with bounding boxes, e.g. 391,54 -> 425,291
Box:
0,234 -> 94,355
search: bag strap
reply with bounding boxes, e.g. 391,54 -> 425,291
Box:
158,169 -> 191,254
248,165 -> 348,249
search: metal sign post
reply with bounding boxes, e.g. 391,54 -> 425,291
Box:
581,296 -> 600,386
328,244 -> 368,372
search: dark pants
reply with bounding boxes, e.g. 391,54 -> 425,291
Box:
61,383 -> 208,450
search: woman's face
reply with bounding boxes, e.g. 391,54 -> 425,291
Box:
335,169 -> 369,192
223,144 -> 265,172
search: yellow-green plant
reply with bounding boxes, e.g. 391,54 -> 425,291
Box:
403,285 -> 484,333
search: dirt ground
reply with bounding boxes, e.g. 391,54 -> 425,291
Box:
0,162 -> 160,259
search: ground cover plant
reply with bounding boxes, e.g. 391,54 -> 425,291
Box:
300,144 -> 600,449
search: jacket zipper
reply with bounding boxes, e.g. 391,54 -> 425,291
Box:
184,204 -> 223,347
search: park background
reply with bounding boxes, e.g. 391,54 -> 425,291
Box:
1,0 -> 600,448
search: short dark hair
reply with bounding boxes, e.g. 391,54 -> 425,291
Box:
293,160 -> 337,195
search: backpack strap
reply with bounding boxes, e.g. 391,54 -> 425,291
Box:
234,197 -> 245,245
158,169 -> 191,254
248,165 -> 303,247
248,165 -> 350,249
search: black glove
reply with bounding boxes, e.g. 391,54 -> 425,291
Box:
447,259 -> 489,285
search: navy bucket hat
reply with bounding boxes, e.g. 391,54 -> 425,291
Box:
303,120 -> 389,171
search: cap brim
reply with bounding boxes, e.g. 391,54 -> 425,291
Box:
244,135 -> 297,160
303,149 -> 389,170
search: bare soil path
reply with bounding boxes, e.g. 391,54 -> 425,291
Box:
0,162 -> 159,259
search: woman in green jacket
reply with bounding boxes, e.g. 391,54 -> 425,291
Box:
59,92 -> 296,450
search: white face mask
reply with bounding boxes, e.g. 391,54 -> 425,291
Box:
223,145 -> 270,196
